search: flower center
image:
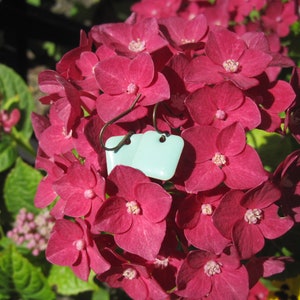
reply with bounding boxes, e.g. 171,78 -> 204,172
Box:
73,239 -> 86,251
126,201 -> 141,215
62,127 -> 72,139
215,109 -> 227,120
201,204 -> 213,215
127,82 -> 138,94
204,260 -> 222,277
154,257 -> 169,269
128,38 -> 146,52
212,152 -> 227,167
223,59 -> 239,73
84,189 -> 95,199
181,38 -> 196,44
123,268 -> 137,280
244,208 -> 263,224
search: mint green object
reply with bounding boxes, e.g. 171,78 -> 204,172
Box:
105,131 -> 184,180
105,134 -> 143,174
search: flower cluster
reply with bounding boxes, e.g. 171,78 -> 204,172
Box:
32,0 -> 300,299
7,208 -> 55,256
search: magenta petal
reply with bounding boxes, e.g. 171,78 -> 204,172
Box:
176,251 -> 211,298
64,194 -> 91,217
185,55 -> 224,86
185,215 -> 230,255
241,181 -> 281,209
258,205 -> 294,239
94,196 -> 132,234
228,97 -> 261,130
135,182 -> 172,223
214,82 -> 244,111
139,73 -> 170,105
122,276 -> 148,300
213,190 -> 245,240
239,49 -> 273,77
217,122 -> 246,156
206,28 -> 246,64
34,178 -> 57,208
222,72 -> 260,90
182,125 -> 219,163
232,219 -> 265,259
185,161 -> 225,193
46,233 -> 80,266
211,266 -> 249,300
94,56 -> 129,94
223,146 -> 268,190
115,217 -> 166,260
185,86 -> 216,125
72,251 -> 90,281
129,53 -> 154,87
88,246 -> 110,275
53,219 -> 83,240
108,166 -> 150,199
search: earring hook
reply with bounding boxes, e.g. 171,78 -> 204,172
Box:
153,102 -> 171,142
99,94 -> 141,151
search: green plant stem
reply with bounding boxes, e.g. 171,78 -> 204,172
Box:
10,129 -> 36,159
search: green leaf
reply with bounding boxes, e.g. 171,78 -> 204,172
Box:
0,246 -> 55,300
0,134 -> 18,172
91,288 -> 110,300
48,265 -> 100,296
0,64 -> 34,140
246,129 -> 293,172
3,158 -> 42,216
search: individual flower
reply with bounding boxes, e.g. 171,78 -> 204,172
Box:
185,27 -> 273,90
261,0 -> 298,38
0,108 -> 21,133
176,247 -> 249,299
46,218 -> 110,281
53,162 -> 106,218
94,165 -> 172,260
181,122 -> 268,192
90,17 -> 169,61
94,52 -> 170,122
246,73 -> 296,132
98,248 -> 168,300
176,187 -> 231,255
213,181 -> 294,259
185,81 -> 261,130
229,0 -> 267,23
159,14 -> 208,54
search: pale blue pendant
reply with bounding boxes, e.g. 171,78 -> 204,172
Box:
105,131 -> 184,181
105,134 -> 143,174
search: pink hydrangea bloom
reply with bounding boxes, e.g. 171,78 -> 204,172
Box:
176,187 -> 231,254
185,27 -> 273,90
46,218 -> 110,281
98,248 -> 168,300
181,122 -> 268,192
176,247 -> 249,299
94,166 -> 172,260
213,182 -> 294,259
94,52 -> 170,122
0,108 -> 20,133
53,162 -> 105,218
185,81 -> 261,130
